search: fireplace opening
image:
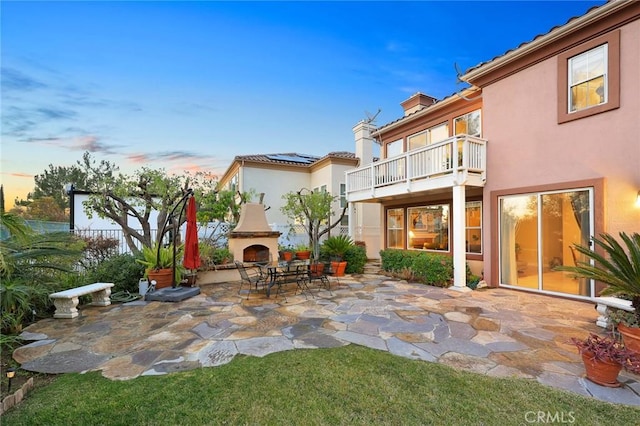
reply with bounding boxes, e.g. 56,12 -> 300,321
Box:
244,244 -> 270,263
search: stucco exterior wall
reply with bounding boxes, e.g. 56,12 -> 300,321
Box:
240,167 -> 310,225
481,19 -> 640,285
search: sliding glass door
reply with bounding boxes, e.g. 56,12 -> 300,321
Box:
499,188 -> 593,297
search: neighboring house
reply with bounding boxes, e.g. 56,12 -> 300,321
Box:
217,151 -> 378,253
346,0 -> 640,300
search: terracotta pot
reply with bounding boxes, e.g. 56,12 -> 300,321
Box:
295,250 -> 311,260
280,251 -> 293,261
618,323 -> 640,356
310,263 -> 324,274
581,352 -> 622,387
147,268 -> 174,289
331,261 -> 347,277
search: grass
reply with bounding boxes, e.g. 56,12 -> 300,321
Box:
3,345 -> 639,425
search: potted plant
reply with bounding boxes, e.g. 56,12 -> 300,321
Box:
570,333 -> 639,387
557,232 -> 640,355
321,235 -> 353,277
294,243 -> 311,260
278,244 -> 294,262
136,243 -> 184,289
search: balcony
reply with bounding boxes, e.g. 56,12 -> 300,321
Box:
346,135 -> 487,203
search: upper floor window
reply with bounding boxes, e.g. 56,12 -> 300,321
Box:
339,183 -> 346,208
386,139 -> 403,158
568,44 -> 607,112
454,110 -> 481,137
228,173 -> 239,193
558,30 -> 620,124
407,122 -> 449,151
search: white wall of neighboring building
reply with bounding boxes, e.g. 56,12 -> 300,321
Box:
72,192 -> 158,231
240,167 -> 310,225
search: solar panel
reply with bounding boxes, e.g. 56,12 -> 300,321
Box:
265,154 -> 318,164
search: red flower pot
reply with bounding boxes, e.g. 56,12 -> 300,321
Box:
581,352 -> 622,387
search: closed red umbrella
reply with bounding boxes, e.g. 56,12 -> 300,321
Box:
182,196 -> 201,270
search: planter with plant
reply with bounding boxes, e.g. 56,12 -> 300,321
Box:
278,245 -> 294,262
570,333 -> 639,387
294,244 -> 311,260
321,235 -> 353,277
557,232 -> 640,355
136,243 -> 184,289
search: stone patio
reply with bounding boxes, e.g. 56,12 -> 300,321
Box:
13,267 -> 640,406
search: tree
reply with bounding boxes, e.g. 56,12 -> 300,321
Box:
15,151 -> 118,218
22,197 -> 67,222
83,165 -> 199,255
280,189 -> 347,260
196,188 -> 253,246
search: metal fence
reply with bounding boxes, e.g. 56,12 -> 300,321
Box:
72,222 -> 349,255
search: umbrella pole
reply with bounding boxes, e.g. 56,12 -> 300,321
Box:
156,188 -> 194,288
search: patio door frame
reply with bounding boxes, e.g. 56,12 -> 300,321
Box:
497,186 -> 595,300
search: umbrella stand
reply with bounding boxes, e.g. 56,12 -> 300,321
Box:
156,188 -> 194,288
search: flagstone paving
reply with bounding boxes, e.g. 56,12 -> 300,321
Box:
13,269 -> 640,406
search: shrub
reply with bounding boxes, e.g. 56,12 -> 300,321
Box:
411,254 -> 453,287
379,249 -> 455,288
344,245 -> 367,274
380,249 -> 418,272
87,254 -> 145,293
80,234 -> 119,268
211,247 -> 232,265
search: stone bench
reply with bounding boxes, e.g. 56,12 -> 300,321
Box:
594,296 -> 634,328
49,282 -> 115,319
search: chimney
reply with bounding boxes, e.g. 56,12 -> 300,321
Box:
352,120 -> 376,166
400,92 -> 437,116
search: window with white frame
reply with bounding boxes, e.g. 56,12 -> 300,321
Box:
454,110 -> 481,137
568,44 -> 607,113
465,201 -> 482,254
407,122 -> 449,151
557,30 -> 619,124
387,208 -> 404,249
408,205 -> 449,251
386,139 -> 403,158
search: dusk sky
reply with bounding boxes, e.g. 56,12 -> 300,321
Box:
1,1 -> 604,207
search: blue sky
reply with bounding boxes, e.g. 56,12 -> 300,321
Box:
1,0 -> 604,205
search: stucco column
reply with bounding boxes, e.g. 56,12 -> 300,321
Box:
451,185 -> 471,292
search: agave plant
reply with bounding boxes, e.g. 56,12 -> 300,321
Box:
558,232 -> 640,325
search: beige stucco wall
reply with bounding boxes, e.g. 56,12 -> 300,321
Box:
481,19 -> 640,285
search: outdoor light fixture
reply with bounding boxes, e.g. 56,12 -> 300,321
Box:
636,190 -> 640,207
6,367 -> 16,393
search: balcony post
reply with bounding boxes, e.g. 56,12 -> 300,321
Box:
451,184 -> 471,292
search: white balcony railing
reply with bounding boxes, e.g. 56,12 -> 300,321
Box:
346,135 -> 487,202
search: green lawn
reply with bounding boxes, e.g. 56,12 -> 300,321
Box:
3,345 -> 638,425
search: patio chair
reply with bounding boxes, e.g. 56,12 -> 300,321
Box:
235,261 -> 268,299
307,261 -> 332,295
295,263 -> 315,300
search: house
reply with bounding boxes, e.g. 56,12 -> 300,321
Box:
217,151 -> 384,256
346,0 -> 640,300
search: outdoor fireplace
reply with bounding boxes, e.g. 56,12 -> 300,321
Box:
228,203 -> 280,263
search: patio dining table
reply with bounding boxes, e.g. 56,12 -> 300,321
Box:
262,259 -> 310,298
